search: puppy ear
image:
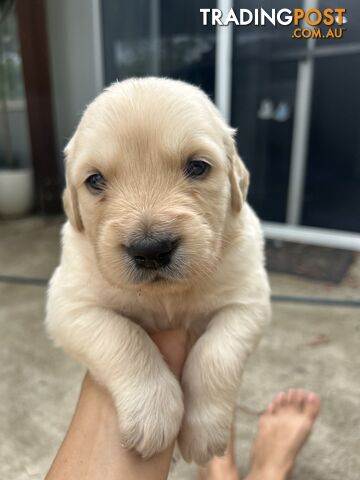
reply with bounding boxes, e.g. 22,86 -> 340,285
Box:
226,136 -> 250,213
63,137 -> 84,231
63,185 -> 83,232
230,152 -> 250,212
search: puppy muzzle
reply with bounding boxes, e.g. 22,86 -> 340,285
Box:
125,237 -> 180,271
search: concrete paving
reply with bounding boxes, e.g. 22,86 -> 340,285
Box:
0,216 -> 359,480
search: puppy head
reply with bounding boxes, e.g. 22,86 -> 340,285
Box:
64,78 -> 249,291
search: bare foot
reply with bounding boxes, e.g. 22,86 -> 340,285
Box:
246,389 -> 320,480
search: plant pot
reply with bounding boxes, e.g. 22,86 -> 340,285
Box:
0,168 -> 34,217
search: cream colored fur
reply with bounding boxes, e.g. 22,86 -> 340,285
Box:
46,77 -> 271,465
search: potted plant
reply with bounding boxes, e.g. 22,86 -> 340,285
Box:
0,0 -> 33,217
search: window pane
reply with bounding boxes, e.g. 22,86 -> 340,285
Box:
0,5 -> 31,171
101,0 -> 216,97
159,0 -> 216,96
231,0 -> 301,221
102,0 -> 155,80
302,1 -> 360,232
302,55 -> 360,232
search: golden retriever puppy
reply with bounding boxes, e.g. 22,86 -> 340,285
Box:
46,77 -> 271,465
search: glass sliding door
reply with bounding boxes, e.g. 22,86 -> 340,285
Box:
102,0 -> 158,80
302,54 -> 360,232
160,0 -> 216,96
232,56 -> 298,222
231,0 -> 302,222
231,0 -> 360,233
101,0 -> 216,97
0,5 -> 31,172
301,0 -> 360,233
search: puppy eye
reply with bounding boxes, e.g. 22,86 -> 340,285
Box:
86,173 -> 106,193
185,159 -> 211,179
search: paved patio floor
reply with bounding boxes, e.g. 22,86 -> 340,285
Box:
0,217 -> 359,480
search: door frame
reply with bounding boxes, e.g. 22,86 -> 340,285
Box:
16,0 -> 61,213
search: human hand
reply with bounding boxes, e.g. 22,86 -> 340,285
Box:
149,328 -> 189,378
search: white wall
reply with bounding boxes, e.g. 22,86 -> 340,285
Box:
46,0 -> 104,175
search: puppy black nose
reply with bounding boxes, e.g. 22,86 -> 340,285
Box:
126,238 -> 179,269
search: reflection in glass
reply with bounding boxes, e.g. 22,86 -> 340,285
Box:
0,4 -> 30,170
102,0 -> 216,97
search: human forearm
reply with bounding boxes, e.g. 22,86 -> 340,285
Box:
46,329 -> 189,480
46,373 -> 175,480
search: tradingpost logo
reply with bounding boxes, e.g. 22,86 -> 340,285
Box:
200,8 -> 347,39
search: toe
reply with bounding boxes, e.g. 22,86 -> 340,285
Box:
267,393 -> 285,414
267,401 -> 275,414
303,392 -> 320,419
294,389 -> 306,410
270,393 -> 283,413
287,388 -> 296,405
278,392 -> 287,408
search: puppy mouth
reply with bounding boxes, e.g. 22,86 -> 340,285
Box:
128,264 -> 184,286
151,275 -> 163,283
134,270 -> 178,285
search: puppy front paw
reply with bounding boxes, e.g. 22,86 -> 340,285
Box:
178,407 -> 230,465
115,372 -> 184,458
